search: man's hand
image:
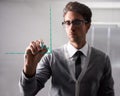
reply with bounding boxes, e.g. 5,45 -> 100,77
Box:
23,40 -> 47,77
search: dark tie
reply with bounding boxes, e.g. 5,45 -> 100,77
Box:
75,51 -> 83,79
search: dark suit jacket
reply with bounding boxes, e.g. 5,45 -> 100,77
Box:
19,45 -> 114,96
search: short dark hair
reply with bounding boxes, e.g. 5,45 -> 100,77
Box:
63,1 -> 92,23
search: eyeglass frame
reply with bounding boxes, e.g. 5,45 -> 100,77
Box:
62,19 -> 88,27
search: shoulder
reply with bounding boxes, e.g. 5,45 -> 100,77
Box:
91,47 -> 106,57
52,45 -> 65,54
90,47 -> 110,63
90,47 -> 111,70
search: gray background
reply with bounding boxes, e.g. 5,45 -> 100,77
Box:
0,0 -> 120,96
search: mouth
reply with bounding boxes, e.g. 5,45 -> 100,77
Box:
69,32 -> 76,37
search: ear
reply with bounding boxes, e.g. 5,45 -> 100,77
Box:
85,23 -> 91,33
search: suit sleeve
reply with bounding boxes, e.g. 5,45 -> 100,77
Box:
19,54 -> 52,96
98,55 -> 114,96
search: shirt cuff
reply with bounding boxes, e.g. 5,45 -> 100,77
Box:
22,70 -> 35,80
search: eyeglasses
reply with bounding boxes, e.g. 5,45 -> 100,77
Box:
62,19 -> 88,27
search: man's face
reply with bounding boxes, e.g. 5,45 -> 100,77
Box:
64,11 -> 90,45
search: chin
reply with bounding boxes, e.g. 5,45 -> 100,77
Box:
69,37 -> 74,41
70,38 -> 82,43
69,38 -> 77,43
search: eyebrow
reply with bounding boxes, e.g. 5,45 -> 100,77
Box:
64,19 -> 85,21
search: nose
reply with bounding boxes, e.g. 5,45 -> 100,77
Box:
69,23 -> 76,31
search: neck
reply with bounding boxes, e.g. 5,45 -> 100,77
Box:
70,41 -> 86,49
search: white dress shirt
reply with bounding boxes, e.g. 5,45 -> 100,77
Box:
66,42 -> 89,79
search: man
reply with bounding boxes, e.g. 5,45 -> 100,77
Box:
19,1 -> 114,96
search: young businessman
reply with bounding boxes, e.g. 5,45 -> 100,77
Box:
19,1 -> 114,96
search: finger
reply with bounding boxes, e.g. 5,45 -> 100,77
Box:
39,40 -> 47,49
30,44 -> 36,55
37,48 -> 48,56
42,48 -> 48,54
38,39 -> 44,49
31,41 -> 37,51
25,46 -> 31,55
36,40 -> 41,51
24,46 -> 33,60
30,41 -> 39,54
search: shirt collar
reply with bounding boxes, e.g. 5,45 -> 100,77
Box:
67,42 -> 88,58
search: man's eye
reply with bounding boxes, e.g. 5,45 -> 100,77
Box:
65,21 -> 71,25
73,20 -> 82,25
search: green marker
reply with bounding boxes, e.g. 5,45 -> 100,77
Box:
47,5 -> 52,54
